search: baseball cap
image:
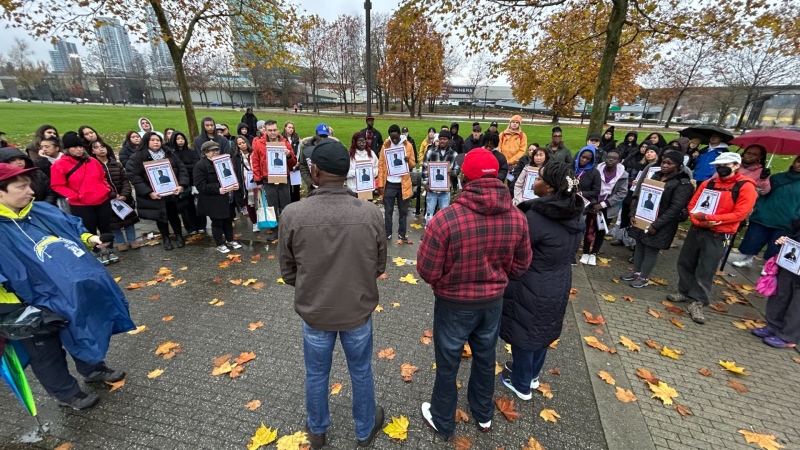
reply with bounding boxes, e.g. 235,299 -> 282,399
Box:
587,133 -> 602,141
309,139 -> 350,176
401,126 -> 409,133
462,148 -> 499,180
472,125 -> 482,132
710,152 -> 742,165
490,121 -> 498,127
0,162 -> 38,182
316,123 -> 330,136
215,124 -> 224,130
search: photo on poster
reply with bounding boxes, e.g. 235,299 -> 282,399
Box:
266,146 -> 288,176
355,161 -> 375,193
428,162 -> 450,191
144,160 -> 178,196
634,181 -> 665,225
646,166 -> 659,180
385,146 -> 409,177
110,199 -> 133,220
777,238 -> 800,275
212,154 -> 239,190
521,168 -> 539,200
691,189 -> 721,215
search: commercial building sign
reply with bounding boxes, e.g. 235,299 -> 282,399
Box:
443,86 -> 475,95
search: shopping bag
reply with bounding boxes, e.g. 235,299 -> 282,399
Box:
257,189 -> 278,229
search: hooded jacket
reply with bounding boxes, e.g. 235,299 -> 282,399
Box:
498,127 -> 528,166
688,173 -> 757,234
0,148 -> 57,204
0,201 -> 135,363
600,126 -> 617,155
51,153 -> 112,206
501,194 -> 584,350
169,131 -> 199,185
240,112 -> 258,136
595,162 -> 629,218
575,146 -> 601,203
749,168 -> 800,232
236,122 -> 254,143
693,143 -> 729,182
417,177 -> 532,308
449,123 -> 465,154
138,117 -> 163,139
615,131 -> 639,159
628,169 -> 695,249
193,117 -> 231,158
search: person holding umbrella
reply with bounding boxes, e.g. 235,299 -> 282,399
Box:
680,126 -> 734,182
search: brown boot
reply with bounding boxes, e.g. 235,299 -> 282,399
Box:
129,241 -> 142,250
116,243 -> 129,252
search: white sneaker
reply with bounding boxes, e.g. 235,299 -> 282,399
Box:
216,245 -> 230,254
761,268 -> 768,276
421,402 -> 437,431
579,254 -> 590,264
501,371 -> 532,401
252,224 -> 259,232
588,254 -> 597,266
731,259 -> 753,268
228,241 -> 242,249
531,377 -> 540,390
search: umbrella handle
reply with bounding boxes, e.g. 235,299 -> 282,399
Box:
767,153 -> 774,168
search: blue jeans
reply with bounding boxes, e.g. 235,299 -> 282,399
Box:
302,319 -> 376,440
738,221 -> 784,260
430,301 -> 501,439
425,191 -> 450,222
510,347 -> 548,394
112,224 -> 137,244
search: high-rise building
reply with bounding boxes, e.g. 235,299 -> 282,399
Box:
95,17 -> 134,74
145,7 -> 173,74
49,40 -> 81,73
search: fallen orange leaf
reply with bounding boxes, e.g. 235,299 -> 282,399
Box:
635,368 -> 660,385
709,303 -> 728,313
126,282 -> 146,290
155,341 -> 180,355
149,294 -> 160,300
213,354 -> 232,367
539,408 -> 561,423
647,308 -> 664,319
622,295 -> 634,302
235,351 -> 256,365
453,435 -> 473,450
462,343 -> 472,358
644,339 -> 659,349
455,408 -> 470,423
494,396 -> 520,421
670,318 -> 686,328
330,383 -> 343,395
379,273 -> 389,279
582,310 -> 606,325
230,279 -> 243,285
229,365 -> 245,378
522,437 -> 546,450
549,339 -> 560,349
162,316 -> 174,322
378,348 -> 396,359
245,399 -> 261,410
537,383 -> 553,399
698,368 -> 712,377
738,430 -> 785,450
548,368 -> 561,376
673,405 -> 692,417
598,371 -> 616,385
105,378 -> 126,392
727,380 -> 749,393
615,387 -> 637,402
249,321 -> 264,331
53,443 -> 73,450
400,363 -> 418,382
619,335 -> 641,352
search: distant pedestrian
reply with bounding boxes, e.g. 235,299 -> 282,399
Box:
500,162 -> 584,401
294,103 -> 298,113
278,139 -> 387,449
669,152 -> 757,324
417,148 -> 531,442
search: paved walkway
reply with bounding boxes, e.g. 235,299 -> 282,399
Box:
1,209 -> 798,450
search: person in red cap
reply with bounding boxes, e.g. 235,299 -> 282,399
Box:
417,149 -> 532,442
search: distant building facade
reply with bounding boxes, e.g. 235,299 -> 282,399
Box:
95,17 -> 135,74
49,40 -> 81,73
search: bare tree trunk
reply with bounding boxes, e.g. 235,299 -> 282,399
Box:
735,92 -> 753,130
587,0 -> 627,138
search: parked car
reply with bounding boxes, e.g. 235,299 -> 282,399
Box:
234,102 -> 247,107
209,101 -> 222,107
7,97 -> 23,103
473,101 -> 494,108
69,97 -> 86,104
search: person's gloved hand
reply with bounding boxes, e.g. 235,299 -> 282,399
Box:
760,167 -> 771,179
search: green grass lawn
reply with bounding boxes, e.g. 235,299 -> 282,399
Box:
0,103 -> 795,172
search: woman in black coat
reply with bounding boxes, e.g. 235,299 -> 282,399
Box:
755,219 -> 800,348
194,142 -> 243,253
167,131 -> 201,235
500,162 -> 585,400
622,150 -> 694,288
118,131 -> 141,169
125,132 -> 190,250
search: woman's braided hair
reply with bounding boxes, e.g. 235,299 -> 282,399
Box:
539,161 -> 580,202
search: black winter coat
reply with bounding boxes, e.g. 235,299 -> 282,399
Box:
512,155 -> 529,181
119,141 -> 137,169
98,157 -> 139,230
125,148 -> 190,222
194,157 -> 235,219
577,168 -> 601,203
463,136 -> 483,153
628,170 -> 695,249
501,195 -> 585,350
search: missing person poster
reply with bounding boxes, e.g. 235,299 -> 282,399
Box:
110,199 -> 134,219
428,162 -> 450,192
521,168 -> 539,200
634,179 -> 666,229
212,154 -> 239,190
355,160 -> 375,197
385,146 -> 409,177
266,144 -> 288,183
691,189 -> 721,215
144,159 -> 178,196
777,238 -> 800,275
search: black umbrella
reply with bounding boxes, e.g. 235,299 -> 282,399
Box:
679,125 -> 734,145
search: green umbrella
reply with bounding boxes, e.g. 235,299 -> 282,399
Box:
1,339 -> 38,420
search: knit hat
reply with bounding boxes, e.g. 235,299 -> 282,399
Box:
438,130 -> 452,139
256,120 -> 266,129
462,148 -> 498,180
587,133 -> 602,141
201,141 -> 220,153
490,121 -> 499,128
62,131 -> 82,149
661,150 -> 683,168
510,115 -> 522,123
311,139 -> 350,176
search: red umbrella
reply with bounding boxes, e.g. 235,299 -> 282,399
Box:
729,129 -> 800,156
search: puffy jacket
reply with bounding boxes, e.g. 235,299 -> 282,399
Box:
463,135 -> 483,153
421,145 -> 457,187
501,194 -> 584,350
97,157 -> 139,230
499,129 -> 527,166
688,173 -> 757,234
194,157 -> 234,219
628,169 -> 695,249
377,139 -> 416,200
417,177 -> 532,306
251,134 -> 297,183
125,149 -> 190,222
50,154 -> 112,206
693,145 -> 728,182
119,141 -> 137,169
749,169 -> 800,231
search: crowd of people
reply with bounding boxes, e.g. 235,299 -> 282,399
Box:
1,111 -> 799,449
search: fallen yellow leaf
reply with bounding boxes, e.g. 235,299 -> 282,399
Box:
598,371 -> 616,385
539,408 -> 561,423
276,278 -> 285,284
522,437 -> 546,450
209,298 -> 219,304
114,277 -> 121,283
155,341 -> 180,355
162,316 -> 174,322
549,339 -> 560,349
383,415 -> 409,440
601,294 -> 616,302
660,346 -> 680,360
615,387 -> 637,402
391,302 -> 400,308
170,279 -> 186,287
399,273 -> 418,284
245,400 -> 262,411
738,430 -> 785,450
719,360 -> 748,375
243,278 -> 258,286
393,257 -> 407,266
619,335 -> 640,352
214,301 -> 225,307
648,381 -> 678,405
330,383 -> 343,395
505,343 -> 512,354
147,369 -> 164,379
127,325 -> 147,335
537,383 -> 553,399
212,361 -> 236,376
378,348 -> 396,359
247,424 -> 277,450
374,305 -> 384,312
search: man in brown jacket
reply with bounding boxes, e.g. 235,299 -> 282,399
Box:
377,124 -> 416,243
279,139 -> 387,449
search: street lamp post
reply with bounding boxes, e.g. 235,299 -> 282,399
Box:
365,0 -> 372,117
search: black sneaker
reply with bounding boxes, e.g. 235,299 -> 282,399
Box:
620,270 -> 640,281
357,405 -> 385,447
84,366 -> 125,383
304,424 -> 326,449
58,391 -> 99,410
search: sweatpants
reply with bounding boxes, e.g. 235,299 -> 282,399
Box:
677,227 -> 728,305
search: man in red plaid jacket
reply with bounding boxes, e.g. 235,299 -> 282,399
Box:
417,148 -> 532,441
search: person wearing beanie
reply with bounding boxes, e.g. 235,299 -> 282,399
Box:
421,129 -> 457,226
622,150 -> 695,288
579,149 -> 628,266
481,121 -> 500,147
51,131 -> 116,265
256,120 -> 266,137
361,116 -> 384,154
586,132 -> 605,162
418,148 -> 531,441
449,122 -> 464,154
669,152 -> 757,324
546,126 -> 572,165
278,139 -> 387,449
498,115 -> 528,167
377,124 -> 416,243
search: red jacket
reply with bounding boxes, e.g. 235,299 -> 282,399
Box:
252,135 -> 296,183
417,178 -> 532,305
50,154 -> 112,206
688,173 -> 757,234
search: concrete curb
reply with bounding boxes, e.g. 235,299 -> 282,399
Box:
571,265 -> 657,450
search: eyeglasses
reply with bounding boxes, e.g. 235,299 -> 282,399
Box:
552,134 -> 562,138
